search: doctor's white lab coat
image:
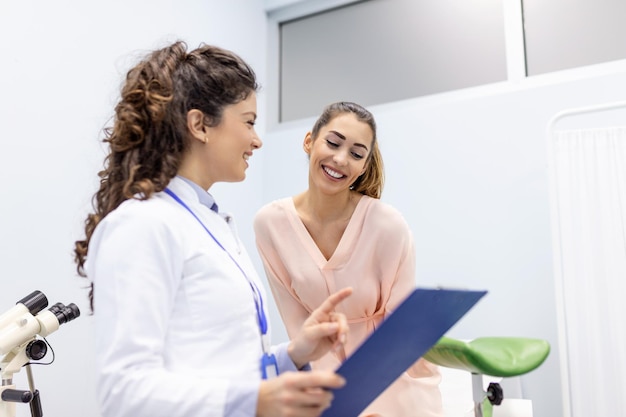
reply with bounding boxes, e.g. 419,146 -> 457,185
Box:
87,177 -> 289,417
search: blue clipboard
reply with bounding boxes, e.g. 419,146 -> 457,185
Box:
321,287 -> 487,417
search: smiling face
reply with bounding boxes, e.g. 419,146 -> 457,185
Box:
304,112 -> 374,195
180,93 -> 261,190
206,93 -> 261,184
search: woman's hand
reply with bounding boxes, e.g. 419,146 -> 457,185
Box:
256,370 -> 345,417
287,287 -> 352,369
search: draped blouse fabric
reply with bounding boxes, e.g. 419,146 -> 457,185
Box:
254,196 -> 444,417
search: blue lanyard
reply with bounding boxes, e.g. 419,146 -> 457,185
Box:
164,187 -> 278,379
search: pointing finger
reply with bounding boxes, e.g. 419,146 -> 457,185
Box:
312,287 -> 352,318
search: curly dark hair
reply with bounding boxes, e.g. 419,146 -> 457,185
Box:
74,40 -> 258,309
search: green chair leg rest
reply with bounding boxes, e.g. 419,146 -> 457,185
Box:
423,336 -> 550,378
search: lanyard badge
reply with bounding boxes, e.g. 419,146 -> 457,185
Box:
261,334 -> 279,379
165,188 -> 280,379
251,279 -> 279,380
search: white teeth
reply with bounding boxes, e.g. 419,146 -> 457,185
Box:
324,166 -> 343,178
243,154 -> 249,161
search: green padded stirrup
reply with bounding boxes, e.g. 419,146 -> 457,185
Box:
424,336 -> 550,417
423,336 -> 550,377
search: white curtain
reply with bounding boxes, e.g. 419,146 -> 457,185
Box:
549,126 -> 626,417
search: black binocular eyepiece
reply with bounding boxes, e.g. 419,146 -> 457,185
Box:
48,302 -> 80,325
17,290 -> 81,325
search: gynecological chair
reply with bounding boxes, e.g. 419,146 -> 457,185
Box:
424,336 -> 551,417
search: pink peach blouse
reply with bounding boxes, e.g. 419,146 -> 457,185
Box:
254,196 -> 443,417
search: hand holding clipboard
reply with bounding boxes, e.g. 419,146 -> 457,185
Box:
322,287 -> 487,417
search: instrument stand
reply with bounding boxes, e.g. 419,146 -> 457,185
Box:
1,340 -> 45,417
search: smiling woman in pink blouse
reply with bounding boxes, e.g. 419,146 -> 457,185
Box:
254,101 -> 444,417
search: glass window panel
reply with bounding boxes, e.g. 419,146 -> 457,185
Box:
523,0 -> 626,75
279,0 -> 507,122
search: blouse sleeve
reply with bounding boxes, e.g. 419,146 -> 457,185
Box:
253,206 -> 312,339
375,203 -> 418,315
373,202 -> 442,381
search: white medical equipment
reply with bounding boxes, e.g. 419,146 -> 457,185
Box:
0,291 -> 80,417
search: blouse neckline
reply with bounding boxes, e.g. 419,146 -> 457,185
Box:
285,195 -> 371,268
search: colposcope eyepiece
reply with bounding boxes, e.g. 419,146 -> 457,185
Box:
25,339 -> 47,361
0,292 -> 81,357
48,302 -> 80,325
17,291 -> 48,316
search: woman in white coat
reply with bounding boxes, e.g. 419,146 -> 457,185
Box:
74,40 -> 350,417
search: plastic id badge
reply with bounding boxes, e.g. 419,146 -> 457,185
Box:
321,287 -> 487,417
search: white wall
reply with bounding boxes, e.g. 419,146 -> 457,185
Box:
3,1 -> 626,417
0,1 -> 267,416
257,63 -> 626,417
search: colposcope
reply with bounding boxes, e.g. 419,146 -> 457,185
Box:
0,291 -> 80,417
